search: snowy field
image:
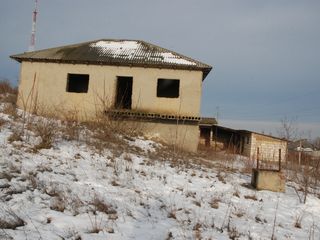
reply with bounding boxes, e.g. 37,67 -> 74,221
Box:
0,102 -> 320,239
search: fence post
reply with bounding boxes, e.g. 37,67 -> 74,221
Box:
279,149 -> 281,171
257,147 -> 260,170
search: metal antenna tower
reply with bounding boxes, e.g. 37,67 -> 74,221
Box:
28,0 -> 38,52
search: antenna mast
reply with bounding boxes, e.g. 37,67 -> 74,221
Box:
28,0 -> 38,52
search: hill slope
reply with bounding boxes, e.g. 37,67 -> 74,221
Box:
0,103 -> 320,239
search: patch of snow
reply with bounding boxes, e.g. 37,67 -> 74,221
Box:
90,40 -> 140,55
89,40 -> 197,66
160,52 -> 196,66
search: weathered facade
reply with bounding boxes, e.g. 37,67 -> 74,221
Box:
199,125 -> 287,162
245,132 -> 287,163
11,39 -> 212,152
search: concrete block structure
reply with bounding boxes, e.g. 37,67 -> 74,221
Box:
251,169 -> 286,192
199,125 -> 287,163
11,39 -> 212,152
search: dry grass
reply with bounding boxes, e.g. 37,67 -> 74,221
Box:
210,196 -> 221,209
0,81 -> 18,106
294,212 -> 303,228
2,104 -> 18,118
167,210 -> 177,219
0,207 -> 25,229
244,194 -> 258,201
0,80 -> 17,95
91,195 -> 117,215
0,118 -> 6,128
50,195 -> 66,212
33,119 -> 56,150
8,129 -> 23,143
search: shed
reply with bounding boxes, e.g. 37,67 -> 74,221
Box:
199,125 -> 287,162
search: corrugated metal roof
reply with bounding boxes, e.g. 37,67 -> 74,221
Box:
10,39 -> 212,80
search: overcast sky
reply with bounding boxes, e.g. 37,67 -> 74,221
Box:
1,0 -> 319,137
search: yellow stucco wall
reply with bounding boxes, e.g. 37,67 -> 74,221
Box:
125,120 -> 200,152
17,61 -> 203,119
16,61 -> 203,152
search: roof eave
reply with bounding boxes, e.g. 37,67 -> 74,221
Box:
202,67 -> 212,81
10,55 -> 23,63
10,57 -> 212,73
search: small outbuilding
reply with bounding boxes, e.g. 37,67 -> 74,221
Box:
199,125 -> 287,163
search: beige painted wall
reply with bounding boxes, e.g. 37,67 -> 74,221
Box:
17,61 -> 203,119
126,120 -> 200,152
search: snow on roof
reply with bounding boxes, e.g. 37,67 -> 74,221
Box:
89,40 -> 197,66
90,40 -> 140,56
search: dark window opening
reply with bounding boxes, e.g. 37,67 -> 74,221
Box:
66,74 -> 89,93
115,76 -> 133,109
157,79 -> 179,98
200,127 -> 211,147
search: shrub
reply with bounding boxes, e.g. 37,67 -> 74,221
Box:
33,119 -> 56,149
0,81 -> 17,105
8,129 -> 23,143
0,80 -> 17,95
2,104 -> 18,118
210,196 -> 221,209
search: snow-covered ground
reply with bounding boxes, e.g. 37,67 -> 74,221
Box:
1,102 -> 320,240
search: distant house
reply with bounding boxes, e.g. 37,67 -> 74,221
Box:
289,139 -> 315,152
199,125 -> 287,162
289,139 -> 320,161
11,39 -> 212,151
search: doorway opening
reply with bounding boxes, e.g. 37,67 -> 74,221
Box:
115,76 -> 133,109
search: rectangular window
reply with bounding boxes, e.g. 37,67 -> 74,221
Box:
66,73 -> 89,93
157,79 -> 179,98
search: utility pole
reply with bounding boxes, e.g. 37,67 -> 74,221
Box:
214,106 -> 219,151
298,139 -> 302,166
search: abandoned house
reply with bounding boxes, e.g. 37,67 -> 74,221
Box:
11,39 -> 213,151
199,125 -> 288,162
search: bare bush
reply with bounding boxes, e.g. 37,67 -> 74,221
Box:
8,129 -> 23,143
2,104 -> 18,118
57,108 -> 82,141
294,212 -> 303,228
286,152 -> 320,203
91,195 -> 117,215
210,196 -> 221,209
0,80 -> 17,95
87,214 -> 104,234
33,119 -> 56,149
0,81 -> 18,106
85,117 -> 122,150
